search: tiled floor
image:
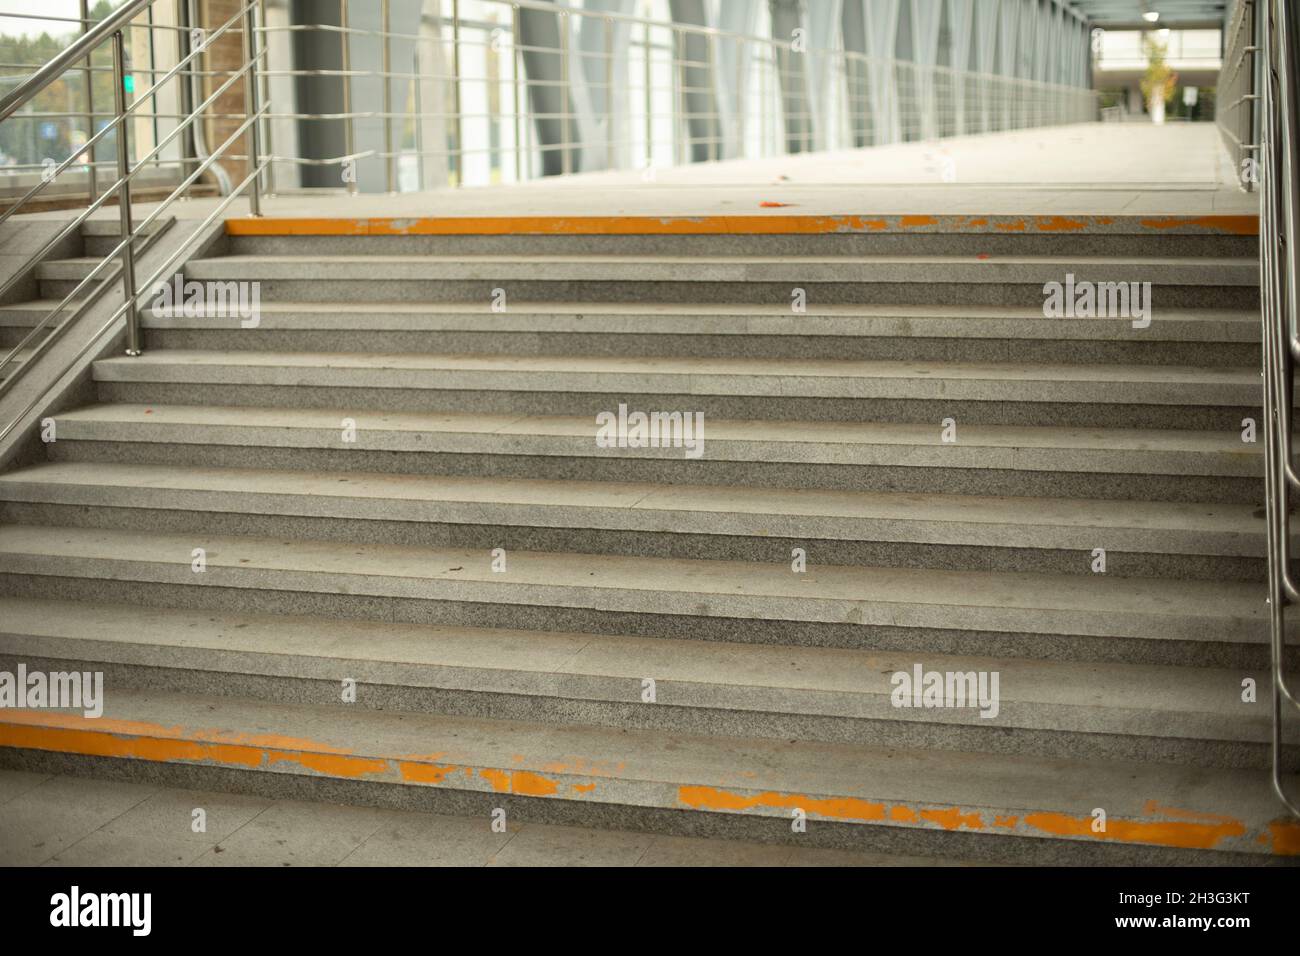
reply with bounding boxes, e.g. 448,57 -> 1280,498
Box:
0,770 -> 978,867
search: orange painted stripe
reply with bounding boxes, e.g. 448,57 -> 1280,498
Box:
1139,215 -> 1260,236
223,213 -> 1260,237
677,785 -> 1294,854
2,711 -> 1295,854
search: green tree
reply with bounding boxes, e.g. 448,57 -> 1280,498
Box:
1140,35 -> 1179,116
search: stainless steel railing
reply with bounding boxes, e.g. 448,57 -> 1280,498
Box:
2,1 -> 1097,198
1219,0 -> 1260,192
1258,0 -> 1300,816
247,0 -> 1095,194
0,0 -> 265,408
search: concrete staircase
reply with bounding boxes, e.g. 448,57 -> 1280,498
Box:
1,213 -> 1297,865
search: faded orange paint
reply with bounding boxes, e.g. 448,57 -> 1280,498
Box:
0,709 -> 357,754
1034,217 -> 1087,232
397,761 -> 463,785
537,756 -> 626,776
919,806 -> 984,831
267,750 -> 388,779
479,768 -> 560,796
0,721 -> 386,779
678,785 -> 889,822
1021,811 -> 1245,851
512,771 -> 561,796
676,784 -> 1278,853
1267,821 -> 1300,855
223,213 -> 1260,238
1138,215 -> 1258,236
1142,800 -> 1241,824
4,709 -> 1292,856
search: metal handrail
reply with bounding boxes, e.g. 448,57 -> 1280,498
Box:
0,0 -> 260,276
0,0 -> 156,122
1218,0 -> 1259,192
240,0 -> 1094,193
0,160 -> 268,452
1259,0 -> 1300,816
0,0 -> 265,408
3,0 -> 1096,201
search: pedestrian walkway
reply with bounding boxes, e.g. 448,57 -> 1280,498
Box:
14,122 -> 1254,225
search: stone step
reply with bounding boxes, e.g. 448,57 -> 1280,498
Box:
0,460 -> 1274,580
89,350 -> 1272,429
0,524 -> 1288,668
1,686 -> 1294,864
221,215 -> 1259,260
167,252 -> 1259,308
138,300 -> 1261,367
42,403 -> 1266,504
0,597 -> 1285,770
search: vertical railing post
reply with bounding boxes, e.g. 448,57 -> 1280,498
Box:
382,0 -> 394,193
672,28 -> 683,164
559,11 -> 571,175
258,0 -> 274,195
80,0 -> 97,202
643,20 -> 651,169
604,16 -> 613,171
512,3 -> 524,182
413,44 -> 425,189
339,0 -> 356,194
706,31 -> 717,161
243,0 -> 262,215
735,37 -> 745,159
111,30 -> 140,357
1247,0 -> 1259,193
452,0 -> 463,185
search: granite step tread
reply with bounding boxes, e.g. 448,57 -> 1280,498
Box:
0,524 -> 1279,643
0,460 -> 1272,556
0,686 -> 1292,859
0,597 -> 1271,743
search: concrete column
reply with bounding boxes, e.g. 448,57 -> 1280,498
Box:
907,0 -> 942,140
805,0 -> 843,152
714,0 -> 761,158
576,0 -> 636,171
289,0 -> 343,189
518,2 -> 579,176
767,0 -> 811,153
841,0 -> 869,147
997,0 -> 1019,129
340,0 -> 424,191
973,0 -> 998,133
946,0 -> 974,135
288,0 -> 424,192
668,0 -> 722,162
413,6 -> 450,190
864,0 -> 902,144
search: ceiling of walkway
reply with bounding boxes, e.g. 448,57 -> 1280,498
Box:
1064,0 -> 1230,29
